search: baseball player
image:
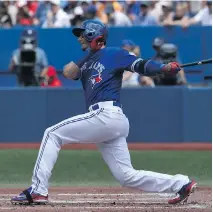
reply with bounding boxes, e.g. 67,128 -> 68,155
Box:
11,20 -> 196,205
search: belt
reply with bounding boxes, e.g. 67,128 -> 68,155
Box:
89,101 -> 122,111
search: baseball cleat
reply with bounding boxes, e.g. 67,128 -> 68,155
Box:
11,187 -> 48,205
168,180 -> 197,204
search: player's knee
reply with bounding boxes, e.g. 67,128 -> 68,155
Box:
115,169 -> 139,187
114,170 -> 135,187
44,128 -> 62,146
114,174 -> 126,186
44,127 -> 52,136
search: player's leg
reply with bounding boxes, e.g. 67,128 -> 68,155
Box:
97,137 -> 195,203
31,108 -> 115,195
11,105 -> 128,204
11,108 -> 114,204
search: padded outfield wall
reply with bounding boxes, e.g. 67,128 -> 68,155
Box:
0,87 -> 211,143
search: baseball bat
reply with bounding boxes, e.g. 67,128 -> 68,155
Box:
180,59 -> 212,68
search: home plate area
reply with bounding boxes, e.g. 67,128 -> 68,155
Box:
0,187 -> 211,212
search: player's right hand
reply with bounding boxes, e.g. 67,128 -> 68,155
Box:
162,62 -> 181,74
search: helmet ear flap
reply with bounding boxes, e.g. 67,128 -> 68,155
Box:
90,36 -> 105,51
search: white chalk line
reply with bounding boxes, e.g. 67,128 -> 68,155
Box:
0,198 -> 167,202
51,200 -> 166,204
49,200 -> 208,207
0,193 -> 169,195
0,193 -> 175,198
0,198 -> 209,207
57,193 -> 175,197
0,205 -> 208,210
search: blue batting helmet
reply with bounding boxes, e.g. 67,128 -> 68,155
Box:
72,20 -> 108,43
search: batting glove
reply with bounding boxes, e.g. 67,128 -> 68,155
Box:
162,62 -> 181,74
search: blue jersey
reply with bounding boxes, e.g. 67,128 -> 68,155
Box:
76,47 -> 140,109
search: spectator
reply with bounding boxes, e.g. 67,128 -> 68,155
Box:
112,2 -> 132,26
162,2 -> 189,26
7,1 -> 18,26
104,2 -> 114,26
42,0 -> 70,28
126,0 -> 141,23
189,1 -> 203,14
0,1 -> 13,28
171,3 -> 189,26
133,2 -> 158,26
33,1 -> 51,26
159,1 -> 173,26
40,66 -> 62,87
16,0 -> 32,25
96,2 -> 108,24
16,1 -> 38,26
184,1 -> 199,17
121,40 -> 140,87
149,1 -> 164,22
182,0 -> 212,27
64,1 -> 83,26
9,29 -> 49,86
84,4 -> 99,21
27,1 -> 38,17
81,1 -> 90,14
0,1 -> 211,28
71,6 -> 84,26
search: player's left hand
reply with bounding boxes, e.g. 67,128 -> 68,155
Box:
162,62 -> 181,74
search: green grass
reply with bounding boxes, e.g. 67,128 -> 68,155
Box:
0,150 -> 211,188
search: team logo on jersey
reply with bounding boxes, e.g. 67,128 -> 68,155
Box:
89,74 -> 102,88
88,62 -> 105,89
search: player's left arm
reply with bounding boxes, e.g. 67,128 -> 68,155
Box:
132,59 -> 181,76
116,49 -> 181,76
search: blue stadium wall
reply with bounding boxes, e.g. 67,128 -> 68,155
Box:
0,87 -> 211,143
0,26 -> 211,87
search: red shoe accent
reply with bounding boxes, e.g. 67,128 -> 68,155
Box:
168,181 -> 197,204
11,189 -> 48,205
31,193 -> 48,204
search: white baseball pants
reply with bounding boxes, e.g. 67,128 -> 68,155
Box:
31,101 -> 189,196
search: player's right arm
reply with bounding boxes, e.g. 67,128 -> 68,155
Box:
63,61 -> 81,80
63,52 -> 90,80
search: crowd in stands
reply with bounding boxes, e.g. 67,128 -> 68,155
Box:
0,0 -> 212,28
